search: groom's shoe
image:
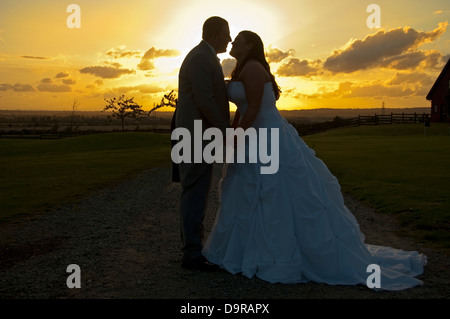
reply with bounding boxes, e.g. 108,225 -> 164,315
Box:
181,256 -> 220,272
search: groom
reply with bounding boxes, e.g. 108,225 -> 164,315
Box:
173,16 -> 231,271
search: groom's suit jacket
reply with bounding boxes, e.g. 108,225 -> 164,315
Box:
173,40 -> 230,187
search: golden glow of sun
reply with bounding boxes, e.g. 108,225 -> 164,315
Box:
155,0 -> 282,58
134,0 -> 285,111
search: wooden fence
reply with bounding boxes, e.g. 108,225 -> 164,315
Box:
292,112 -> 430,136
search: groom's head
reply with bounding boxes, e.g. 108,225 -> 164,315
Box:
202,17 -> 231,54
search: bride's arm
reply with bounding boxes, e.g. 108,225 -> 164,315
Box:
237,61 -> 269,130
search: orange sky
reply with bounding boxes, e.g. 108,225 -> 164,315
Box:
0,0 -> 449,112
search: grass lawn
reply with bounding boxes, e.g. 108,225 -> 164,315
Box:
2,124 -> 449,251
302,123 -> 450,249
0,132 -> 171,221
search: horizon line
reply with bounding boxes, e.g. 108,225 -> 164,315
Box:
0,106 -> 431,113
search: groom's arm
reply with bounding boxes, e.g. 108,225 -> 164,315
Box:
187,53 -> 230,133
232,110 -> 240,129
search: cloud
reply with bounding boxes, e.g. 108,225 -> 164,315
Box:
79,66 -> 135,79
387,72 -> 436,96
388,72 -> 435,86
141,47 -> 180,60
37,78 -> 71,92
62,78 -> 76,85
138,47 -> 180,71
342,82 -> 414,98
0,83 -> 35,92
37,83 -> 72,92
104,61 -> 123,68
276,58 -> 322,77
293,77 -> 430,101
21,55 -> 52,60
443,54 -> 450,63
40,74 -> 76,86
114,84 -> 165,94
380,49 -> 444,70
266,46 -> 295,63
137,59 -> 156,71
55,72 -> 69,78
221,58 -> 236,78
290,82 -> 352,99
106,47 -> 142,59
324,22 -> 448,73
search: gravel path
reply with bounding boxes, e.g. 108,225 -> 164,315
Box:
0,164 -> 449,300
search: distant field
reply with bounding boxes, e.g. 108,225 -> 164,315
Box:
0,132 -> 171,221
303,123 -> 450,249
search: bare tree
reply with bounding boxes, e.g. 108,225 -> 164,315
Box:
148,90 -> 178,116
103,95 -> 145,131
69,98 -> 80,133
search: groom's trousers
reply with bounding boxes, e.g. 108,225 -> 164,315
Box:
179,164 -> 213,261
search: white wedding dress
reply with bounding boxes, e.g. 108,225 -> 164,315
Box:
202,81 -> 427,291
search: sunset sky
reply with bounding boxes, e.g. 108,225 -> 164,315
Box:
0,0 -> 449,112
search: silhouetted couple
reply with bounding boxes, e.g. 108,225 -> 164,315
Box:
171,16 -> 426,291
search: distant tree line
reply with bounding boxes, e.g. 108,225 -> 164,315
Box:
0,91 -> 178,133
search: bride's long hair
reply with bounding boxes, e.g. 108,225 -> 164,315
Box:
230,31 -> 282,100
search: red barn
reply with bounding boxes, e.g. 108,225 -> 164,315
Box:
427,58 -> 450,122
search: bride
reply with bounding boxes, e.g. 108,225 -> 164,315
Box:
201,30 -> 427,291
